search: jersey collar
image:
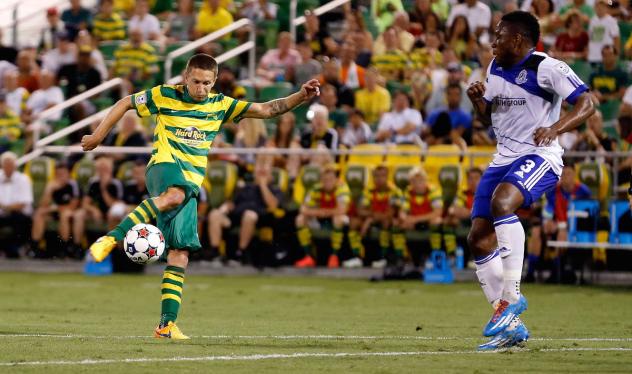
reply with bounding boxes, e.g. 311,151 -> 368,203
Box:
508,49 -> 535,70
183,86 -> 209,104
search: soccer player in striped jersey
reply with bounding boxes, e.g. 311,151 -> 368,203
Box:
295,164 -> 351,268
398,167 -> 443,262
466,11 -> 595,350
81,53 -> 320,339
355,165 -> 404,268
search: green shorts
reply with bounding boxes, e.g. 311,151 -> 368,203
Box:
146,162 -> 201,252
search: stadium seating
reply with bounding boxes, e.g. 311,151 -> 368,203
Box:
348,143 -> 386,167
619,21 -> 632,54
568,60 -> 592,84
71,157 -> 96,192
344,164 -> 371,207
165,41 -> 195,78
424,144 -> 461,185
609,200 -> 632,244
438,165 -> 461,204
98,41 -> 125,65
115,160 -> 136,182
271,167 -> 289,196
385,144 -> 422,170
392,165 -> 415,191
259,82 -> 294,102
292,165 -> 321,206
463,145 -> 495,170
24,157 -> 55,206
568,199 -> 600,243
598,99 -> 621,123
206,160 -> 238,208
577,162 -> 611,203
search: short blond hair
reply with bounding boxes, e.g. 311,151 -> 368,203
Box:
408,166 -> 427,181
322,163 -> 339,176
0,151 -> 17,164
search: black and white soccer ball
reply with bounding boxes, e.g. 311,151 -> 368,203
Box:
124,224 -> 165,264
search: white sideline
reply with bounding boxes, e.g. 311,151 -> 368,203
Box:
1,348 -> 632,367
1,334 -> 632,342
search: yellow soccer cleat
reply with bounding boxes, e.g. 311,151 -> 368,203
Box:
88,236 -> 117,262
154,322 -> 190,340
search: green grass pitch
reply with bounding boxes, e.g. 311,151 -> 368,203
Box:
1,272 -> 632,373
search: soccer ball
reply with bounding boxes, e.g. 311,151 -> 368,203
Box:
124,223 -> 165,264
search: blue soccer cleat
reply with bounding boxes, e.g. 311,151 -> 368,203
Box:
483,295 -> 528,337
478,318 -> 530,351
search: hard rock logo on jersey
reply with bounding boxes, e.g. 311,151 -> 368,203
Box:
174,126 -> 206,146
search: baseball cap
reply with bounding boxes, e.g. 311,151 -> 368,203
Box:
47,8 -> 58,16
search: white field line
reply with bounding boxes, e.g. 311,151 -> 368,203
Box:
2,348 -> 632,367
1,334 -> 632,342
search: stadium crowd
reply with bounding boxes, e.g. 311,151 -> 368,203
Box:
0,0 -> 631,279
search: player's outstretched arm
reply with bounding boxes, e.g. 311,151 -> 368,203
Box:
466,81 -> 491,126
81,96 -> 134,151
243,79 -> 321,119
533,92 -> 596,146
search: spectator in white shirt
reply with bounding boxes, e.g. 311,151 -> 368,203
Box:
0,152 -> 33,258
0,61 -> 16,91
41,31 -> 77,75
620,85 -> 632,117
376,91 -> 424,144
588,0 -> 620,63
257,32 -> 302,84
239,0 -> 278,22
342,109 -> 373,147
446,0 -> 491,39
128,0 -> 162,41
3,70 -> 29,119
25,70 -> 65,123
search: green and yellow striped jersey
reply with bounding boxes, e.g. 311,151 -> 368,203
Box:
0,109 -> 22,142
304,182 -> 351,209
131,84 -> 252,188
371,49 -> 407,81
113,42 -> 158,77
93,12 -> 126,41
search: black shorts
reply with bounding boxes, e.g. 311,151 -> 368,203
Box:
229,208 -> 275,228
414,223 -> 431,231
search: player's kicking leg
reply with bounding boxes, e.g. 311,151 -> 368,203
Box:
88,188 -> 180,262
154,248 -> 190,340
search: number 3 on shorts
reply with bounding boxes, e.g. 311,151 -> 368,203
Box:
513,159 -> 535,179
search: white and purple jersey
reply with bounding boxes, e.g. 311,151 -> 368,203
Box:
483,51 -> 589,176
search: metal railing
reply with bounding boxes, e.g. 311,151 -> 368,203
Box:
19,145 -> 632,194
164,18 -> 255,82
2,0 -> 74,47
31,77 -> 127,146
290,0 -> 350,41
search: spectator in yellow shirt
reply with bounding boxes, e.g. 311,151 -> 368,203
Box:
93,0 -> 126,42
112,28 -> 159,91
194,0 -> 234,39
0,92 -> 22,154
371,26 -> 407,82
113,0 -> 135,18
354,67 -> 391,126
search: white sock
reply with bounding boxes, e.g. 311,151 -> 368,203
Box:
474,248 -> 503,308
494,214 -> 525,303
